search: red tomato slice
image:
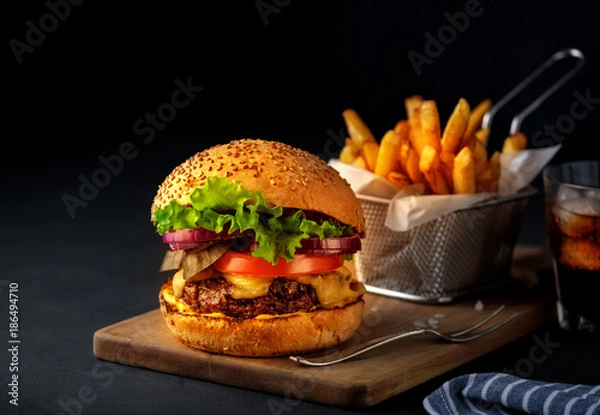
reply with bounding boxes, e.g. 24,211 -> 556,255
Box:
213,252 -> 343,276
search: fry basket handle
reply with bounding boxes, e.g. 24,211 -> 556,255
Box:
481,48 -> 586,135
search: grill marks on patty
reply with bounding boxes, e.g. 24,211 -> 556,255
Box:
181,277 -> 320,319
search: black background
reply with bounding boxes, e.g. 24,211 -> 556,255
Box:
2,1 -> 600,414
5,1 -> 600,179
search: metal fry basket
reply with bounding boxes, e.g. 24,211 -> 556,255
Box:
353,48 -> 586,303
354,189 -> 536,302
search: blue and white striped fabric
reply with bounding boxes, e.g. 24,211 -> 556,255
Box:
423,372 -> 600,415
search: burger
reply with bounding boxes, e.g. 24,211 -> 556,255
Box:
151,139 -> 366,356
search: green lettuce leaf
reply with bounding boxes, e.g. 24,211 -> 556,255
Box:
153,176 -> 352,264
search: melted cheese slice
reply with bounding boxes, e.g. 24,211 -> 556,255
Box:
222,266 -> 361,308
222,274 -> 273,299
172,270 -> 186,299
172,267 -> 217,298
296,271 -> 359,308
162,287 -> 226,317
162,286 -> 192,313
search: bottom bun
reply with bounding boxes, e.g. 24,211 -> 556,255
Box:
159,283 -> 365,357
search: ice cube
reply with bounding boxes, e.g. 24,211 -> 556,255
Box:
556,185 -> 584,203
428,318 -> 439,326
551,202 -> 600,238
474,300 -> 484,311
559,196 -> 600,216
559,238 -> 600,271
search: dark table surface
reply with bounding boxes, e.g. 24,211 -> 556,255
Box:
4,1 -> 600,413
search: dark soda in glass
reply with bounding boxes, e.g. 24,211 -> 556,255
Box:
544,161 -> 600,332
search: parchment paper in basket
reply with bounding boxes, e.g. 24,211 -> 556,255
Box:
329,147 -> 558,232
498,144 -> 561,195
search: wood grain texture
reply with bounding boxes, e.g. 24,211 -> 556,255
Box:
93,246 -> 555,407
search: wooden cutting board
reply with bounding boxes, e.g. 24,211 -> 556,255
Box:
93,246 -> 555,407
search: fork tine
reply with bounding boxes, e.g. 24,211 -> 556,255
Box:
448,305 -> 506,337
443,312 -> 518,343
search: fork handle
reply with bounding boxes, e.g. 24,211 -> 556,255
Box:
289,329 -> 425,367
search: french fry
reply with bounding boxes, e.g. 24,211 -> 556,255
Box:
475,128 -> 490,146
351,155 -> 368,169
453,146 -> 476,194
339,139 -> 360,164
342,109 -> 376,148
405,96 -> 423,124
463,133 -> 477,152
393,120 -> 405,134
501,132 -> 527,154
419,144 -> 449,194
406,147 -> 424,184
394,120 -> 411,174
476,169 -> 493,187
441,98 -> 470,154
489,150 -> 500,183
461,98 -> 492,149
362,141 -> 380,172
420,100 -> 442,153
473,139 -> 488,176
439,150 -> 455,193
405,95 -> 426,155
387,171 -> 411,190
345,137 -> 361,152
501,136 -> 520,153
339,145 -> 357,164
475,161 -> 488,179
398,143 -> 410,175
393,120 -> 410,138
477,150 -> 500,192
514,132 -> 527,150
375,130 -> 402,177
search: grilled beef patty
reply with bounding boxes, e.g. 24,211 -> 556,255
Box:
181,277 -> 320,319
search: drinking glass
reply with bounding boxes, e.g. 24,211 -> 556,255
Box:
543,160 -> 600,332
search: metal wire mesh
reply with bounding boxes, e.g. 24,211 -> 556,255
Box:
354,189 -> 534,302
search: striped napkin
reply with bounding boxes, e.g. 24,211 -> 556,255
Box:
423,372 -> 600,415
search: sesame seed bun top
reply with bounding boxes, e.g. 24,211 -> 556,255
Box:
151,139 -> 365,236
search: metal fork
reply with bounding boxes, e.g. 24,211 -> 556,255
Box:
289,305 -> 518,367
